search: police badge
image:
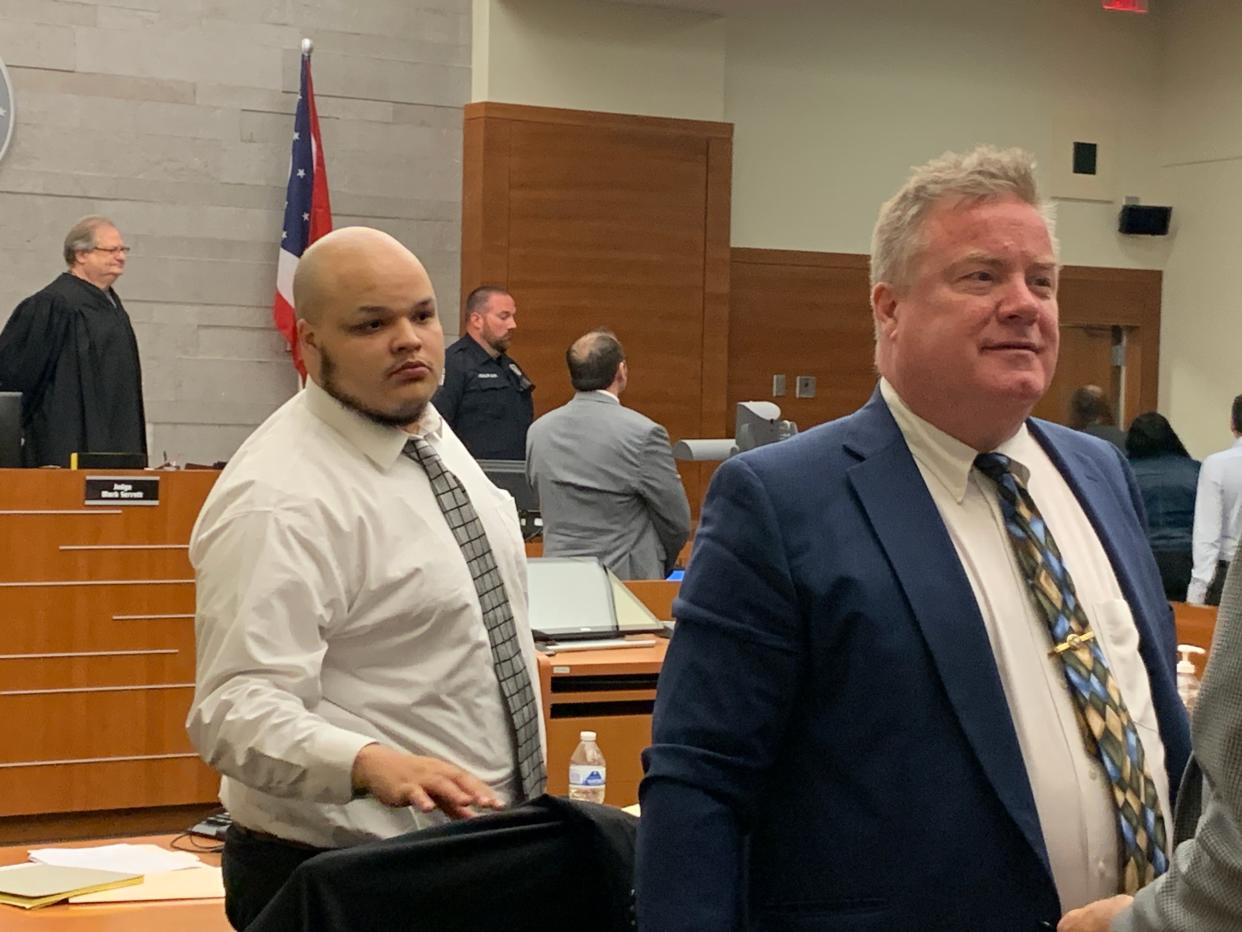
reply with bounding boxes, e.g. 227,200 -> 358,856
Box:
0,54 -> 13,165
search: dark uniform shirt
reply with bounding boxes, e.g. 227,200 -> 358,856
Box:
433,335 -> 534,460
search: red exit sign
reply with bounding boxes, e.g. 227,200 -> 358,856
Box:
1103,0 -> 1148,11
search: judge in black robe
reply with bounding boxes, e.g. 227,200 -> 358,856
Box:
0,217 -> 146,467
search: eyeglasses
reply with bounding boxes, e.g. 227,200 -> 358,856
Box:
90,246 -> 131,255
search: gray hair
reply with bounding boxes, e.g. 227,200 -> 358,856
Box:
869,146 -> 1057,291
63,215 -> 117,266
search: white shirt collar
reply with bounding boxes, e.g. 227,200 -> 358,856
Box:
583,389 -> 620,404
303,377 -> 444,472
879,377 -> 1036,503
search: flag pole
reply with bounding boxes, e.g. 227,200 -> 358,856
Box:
297,36 -> 312,390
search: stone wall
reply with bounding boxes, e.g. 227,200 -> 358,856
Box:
0,0 -> 467,463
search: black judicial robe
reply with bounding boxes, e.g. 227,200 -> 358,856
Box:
0,273 -> 147,467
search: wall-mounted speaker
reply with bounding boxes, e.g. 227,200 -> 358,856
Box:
1119,204 -> 1172,236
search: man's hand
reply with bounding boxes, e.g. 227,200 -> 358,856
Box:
1058,895 -> 1133,932
351,744 -> 503,820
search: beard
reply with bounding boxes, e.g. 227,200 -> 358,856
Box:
319,347 -> 427,429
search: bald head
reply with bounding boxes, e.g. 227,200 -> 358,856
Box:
294,226 -> 431,325
1068,384 -> 1112,430
566,328 -> 626,393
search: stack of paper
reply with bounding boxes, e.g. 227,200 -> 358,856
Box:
0,864 -> 141,910
28,844 -> 202,874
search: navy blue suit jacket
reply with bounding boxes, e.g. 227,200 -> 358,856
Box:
637,390 -> 1191,932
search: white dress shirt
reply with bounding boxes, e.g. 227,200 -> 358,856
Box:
1188,437 -> 1242,604
881,380 -> 1171,910
186,378 -> 544,849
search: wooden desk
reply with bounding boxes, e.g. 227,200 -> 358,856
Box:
0,834 -> 228,930
0,470 -> 222,841
531,579 -> 677,806
537,638 -> 667,807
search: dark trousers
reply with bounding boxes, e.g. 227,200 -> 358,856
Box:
1153,548 -> 1194,603
1207,559 -> 1232,607
222,825 -> 330,931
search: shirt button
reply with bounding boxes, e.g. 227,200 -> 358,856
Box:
1089,769 -> 1099,782
1097,860 -> 1108,876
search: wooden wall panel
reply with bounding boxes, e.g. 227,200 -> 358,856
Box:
462,103 -> 732,512
1030,266 -> 1162,425
0,470 -> 219,819
729,249 -> 876,432
730,250 -> 1163,434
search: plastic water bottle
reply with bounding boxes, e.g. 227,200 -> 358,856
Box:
1176,644 -> 1206,714
567,730 -> 606,804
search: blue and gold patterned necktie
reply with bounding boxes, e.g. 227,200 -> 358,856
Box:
974,452 -> 1167,894
404,436 -> 546,802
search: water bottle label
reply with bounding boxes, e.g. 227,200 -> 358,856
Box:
568,764 -> 606,787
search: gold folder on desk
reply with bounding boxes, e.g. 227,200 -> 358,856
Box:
69,866 -> 225,903
0,863 -> 142,910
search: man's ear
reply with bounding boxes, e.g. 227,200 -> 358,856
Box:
296,317 -> 317,355
872,282 -> 900,342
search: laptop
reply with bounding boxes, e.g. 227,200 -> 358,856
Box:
527,557 -> 666,642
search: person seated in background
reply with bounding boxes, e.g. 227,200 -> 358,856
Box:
526,328 -> 690,580
1068,384 -> 1127,451
1126,412 -> 1200,602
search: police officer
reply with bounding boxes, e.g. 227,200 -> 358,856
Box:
433,286 -> 534,460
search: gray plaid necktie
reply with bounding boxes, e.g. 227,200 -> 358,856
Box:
403,436 -> 546,801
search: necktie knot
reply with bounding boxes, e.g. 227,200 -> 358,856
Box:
403,435 -> 432,465
973,451 -> 1013,482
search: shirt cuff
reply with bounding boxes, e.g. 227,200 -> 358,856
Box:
1186,580 -> 1208,604
304,727 -> 380,804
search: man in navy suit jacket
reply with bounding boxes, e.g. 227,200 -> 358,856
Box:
637,147 -> 1191,931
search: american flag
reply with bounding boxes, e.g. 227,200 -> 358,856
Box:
274,45 -> 333,378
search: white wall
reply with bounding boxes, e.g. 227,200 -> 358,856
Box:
473,0 -> 726,121
1156,0 -> 1242,457
725,0 -> 1169,271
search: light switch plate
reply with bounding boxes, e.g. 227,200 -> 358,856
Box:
795,375 -> 817,398
772,374 -> 787,397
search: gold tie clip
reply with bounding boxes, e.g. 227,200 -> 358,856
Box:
1049,629 -> 1095,657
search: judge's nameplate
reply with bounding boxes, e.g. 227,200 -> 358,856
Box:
85,476 -> 160,506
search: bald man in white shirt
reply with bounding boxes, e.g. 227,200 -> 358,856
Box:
187,228 -> 545,930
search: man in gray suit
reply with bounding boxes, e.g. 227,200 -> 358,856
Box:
1059,557 -> 1242,931
526,329 -> 690,580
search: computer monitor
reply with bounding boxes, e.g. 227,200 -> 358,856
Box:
0,392 -> 22,468
477,458 -> 541,539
